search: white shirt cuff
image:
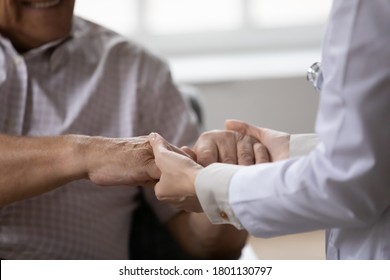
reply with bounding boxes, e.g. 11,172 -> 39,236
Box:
289,134 -> 320,157
195,163 -> 245,229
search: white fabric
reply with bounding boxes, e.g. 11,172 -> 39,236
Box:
0,17 -> 199,259
289,134 -> 319,157
197,0 -> 390,259
195,163 -> 244,229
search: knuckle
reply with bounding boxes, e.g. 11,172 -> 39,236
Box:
255,143 -> 267,153
239,152 -> 254,163
198,130 -> 219,139
240,134 -> 256,144
235,131 -> 245,141
222,156 -> 236,164
196,153 -> 216,165
197,149 -> 216,159
197,130 -> 233,144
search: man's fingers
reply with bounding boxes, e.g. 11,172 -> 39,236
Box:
194,140 -> 219,167
254,142 -> 270,164
237,136 -> 256,165
217,133 -> 238,164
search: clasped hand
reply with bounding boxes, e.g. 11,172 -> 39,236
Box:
88,120 -> 290,213
148,120 -> 290,213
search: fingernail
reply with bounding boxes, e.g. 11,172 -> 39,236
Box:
149,132 -> 157,141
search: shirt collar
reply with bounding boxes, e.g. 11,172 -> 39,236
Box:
1,16 -> 88,57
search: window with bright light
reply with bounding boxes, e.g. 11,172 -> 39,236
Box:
249,0 -> 332,28
75,0 -> 138,35
74,0 -> 333,55
146,0 -> 243,34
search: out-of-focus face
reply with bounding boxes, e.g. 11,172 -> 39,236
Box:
0,0 -> 75,52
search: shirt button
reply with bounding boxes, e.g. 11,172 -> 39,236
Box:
219,211 -> 229,221
14,56 -> 23,66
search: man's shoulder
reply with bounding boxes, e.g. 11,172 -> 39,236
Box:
72,16 -> 138,51
72,16 -> 166,68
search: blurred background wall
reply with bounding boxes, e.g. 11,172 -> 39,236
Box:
75,0 -> 331,133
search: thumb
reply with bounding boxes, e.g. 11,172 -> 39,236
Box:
149,133 -> 191,168
225,119 -> 266,143
148,132 -> 169,167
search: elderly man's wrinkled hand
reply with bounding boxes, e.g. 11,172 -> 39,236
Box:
84,136 -> 160,187
191,130 -> 270,167
225,119 -> 290,162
